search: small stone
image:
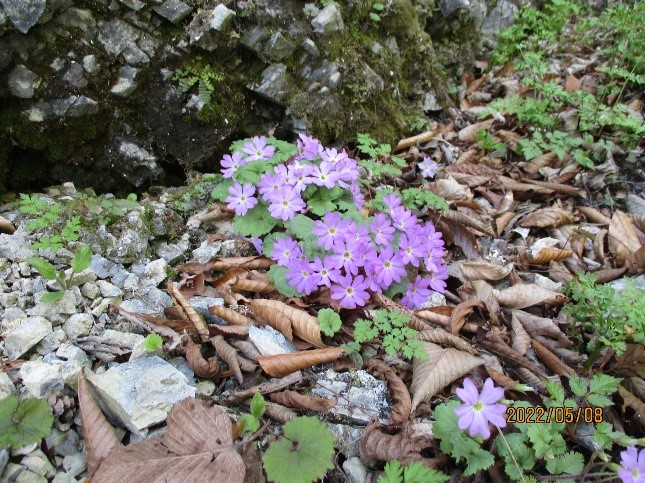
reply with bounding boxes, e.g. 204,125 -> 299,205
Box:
0,233 -> 36,262
156,238 -> 190,264
19,360 -> 64,398
27,291 -> 78,323
188,296 -> 224,324
52,473 -> 79,483
195,380 -> 216,396
248,63 -> 294,106
0,371 -> 16,399
82,55 -> 100,75
1,292 -> 19,308
45,428 -> 80,457
120,286 -> 172,314
248,325 -> 297,356
62,313 -> 94,339
21,450 -> 56,479
266,32 -> 296,61
311,4 -> 344,34
110,66 -> 140,97
81,282 -> 101,299
36,329 -> 67,355
62,452 -> 86,478
423,91 -> 441,111
118,0 -> 145,11
138,259 -> 168,288
342,457 -> 368,483
90,254 -> 118,279
62,62 -> 87,88
0,0 -> 47,33
96,280 -> 123,297
154,0 -> 192,23
87,356 -> 196,434
328,423 -> 362,458
8,65 -> 41,99
97,19 -> 141,57
302,38 -> 319,57
209,3 -> 235,31
4,317 -> 53,360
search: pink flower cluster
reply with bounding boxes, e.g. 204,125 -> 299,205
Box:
220,134 -> 448,310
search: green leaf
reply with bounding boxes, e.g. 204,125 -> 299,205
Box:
144,334 -> 163,352
250,392 -> 266,419
526,424 -> 566,459
586,394 -> 614,407
496,432 -> 535,481
262,416 -> 336,483
307,187 -> 343,216
262,233 -> 287,259
545,451 -> 584,475
238,413 -> 260,435
26,257 -> 57,280
0,396 -> 54,449
210,179 -> 234,202
267,265 -> 302,298
568,375 -> 587,397
380,461 -> 403,483
545,380 -> 565,404
403,461 -> 449,483
234,160 -> 272,184
71,245 -> 92,273
233,203 -> 279,237
41,291 -> 65,303
353,319 -> 378,343
318,308 -> 342,337
589,374 -> 622,395
287,214 -> 315,240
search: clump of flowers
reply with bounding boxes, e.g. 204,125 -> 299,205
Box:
212,134 -> 448,310
454,378 -> 507,439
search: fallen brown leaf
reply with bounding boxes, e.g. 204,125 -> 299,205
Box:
365,359 -> 412,424
256,348 -> 345,377
250,299 -> 325,347
359,421 -> 434,468
519,206 -> 579,228
495,284 -> 567,308
609,211 -> 642,266
186,338 -> 221,379
269,390 -> 336,412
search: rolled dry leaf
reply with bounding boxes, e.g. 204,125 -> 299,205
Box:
479,331 -> 549,379
416,328 -> 479,355
250,299 -> 325,347
531,339 -> 575,377
441,209 -> 495,236
456,149 -> 479,164
496,176 -> 554,195
516,367 -> 546,392
186,338 -> 221,379
365,359 -> 411,424
519,152 -> 558,174
394,125 -> 439,151
263,401 -> 297,424
210,257 -> 274,271
449,300 -> 487,335
209,305 -> 255,326
237,356 -> 257,373
496,211 -> 517,235
495,284 -> 567,308
577,206 -> 612,225
213,268 -> 248,290
269,390 -> 336,412
485,367 -> 519,389
529,246 -> 573,264
227,371 -> 305,403
211,335 -> 243,384
231,340 -> 261,362
0,216 -> 15,234
359,420 -> 432,469
523,179 -> 583,197
257,348 -> 345,378
594,267 -> 628,284
167,281 -> 209,340
209,325 -> 250,338
232,278 -> 275,293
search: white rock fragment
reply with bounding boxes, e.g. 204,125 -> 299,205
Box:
4,316 -> 52,359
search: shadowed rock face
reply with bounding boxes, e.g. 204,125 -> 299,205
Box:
0,0 -> 523,194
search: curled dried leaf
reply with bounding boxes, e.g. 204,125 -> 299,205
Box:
209,305 -> 255,326
513,311 -> 571,346
269,390 -> 336,412
210,325 -> 250,338
619,387 -> 645,428
479,332 -> 549,379
441,209 -> 495,237
237,356 -> 257,373
365,359 -> 412,424
416,328 -> 479,355
495,284 -> 567,308
454,260 -> 514,282
450,300 -> 487,335
263,401 -> 297,424
257,348 -> 345,378
516,367 -> 546,392
359,421 -> 433,468
529,246 -> 573,264
519,207 -> 579,228
511,315 -> 532,355
531,339 -> 575,376
250,299 -> 325,347
186,338 -> 221,379
231,340 -> 261,362
485,367 -> 519,389
232,278 -> 275,293
211,335 -> 243,384
167,281 -> 209,340
458,119 -> 494,143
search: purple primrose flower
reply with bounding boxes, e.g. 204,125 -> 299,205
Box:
243,136 -> 275,162
268,188 -> 305,221
418,156 -> 438,179
331,274 -> 370,309
401,276 -> 432,310
312,212 -> 349,250
454,378 -> 507,439
220,152 -> 246,179
271,237 -> 301,266
286,260 -> 320,295
225,182 -> 257,216
619,447 -> 645,483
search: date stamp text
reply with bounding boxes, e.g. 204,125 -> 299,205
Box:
506,406 -> 604,424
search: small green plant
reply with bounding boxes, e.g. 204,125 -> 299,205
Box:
475,129 -> 505,152
174,56 -> 224,105
517,130 -> 594,169
564,273 -> 645,367
349,310 -> 427,361
318,308 -> 342,337
143,334 -> 163,352
238,392 -> 266,435
356,133 -> 406,179
380,460 -> 449,483
18,194 -> 61,230
26,244 -> 93,302
71,192 -> 139,226
0,396 -> 54,450
262,416 -> 336,483
369,1 -> 385,22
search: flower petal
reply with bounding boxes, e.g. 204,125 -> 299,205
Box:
479,378 -> 504,404
456,378 -> 479,404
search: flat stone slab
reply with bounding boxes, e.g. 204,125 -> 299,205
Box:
87,356 -> 196,435
4,316 -> 52,360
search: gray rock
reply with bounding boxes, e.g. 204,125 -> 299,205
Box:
62,62 -> 87,88
45,428 -> 80,457
36,328 -> 67,355
167,357 -> 194,384
119,286 -> 172,314
123,44 -> 150,64
0,371 -> 16,399
118,0 -> 145,11
117,142 -> 158,183
62,452 -> 86,478
90,254 -> 119,279
81,282 -> 101,299
480,0 -> 518,33
8,64 -> 41,98
248,325 -> 297,356
0,292 -> 19,308
195,380 -> 216,396
63,313 -> 94,339
266,32 -> 296,61
138,258 -> 168,288
96,280 -> 123,297
2,306 -> 26,322
154,0 -> 192,23
360,62 -> 384,92
4,317 -> 52,360
27,291 -> 78,322
20,450 -> 56,479
82,55 -> 100,75
191,241 -> 222,264
52,473 -> 79,483
328,423 -> 362,458
610,275 -> 645,292
0,234 -> 36,262
311,3 -> 344,34
312,369 -> 388,425
87,356 -> 196,434
19,360 -> 64,398
111,66 -> 141,97
439,0 -> 470,17
97,19 -> 140,57
3,464 -> 48,483
240,26 -> 270,54
188,296 -> 224,324
209,4 -> 235,31
423,91 -> 440,111
156,237 -> 190,264
26,96 -> 99,122
0,0 -> 46,33
342,457 -> 368,483
0,450 -> 8,478
55,7 -> 96,34
302,38 -> 319,57
249,63 -> 294,106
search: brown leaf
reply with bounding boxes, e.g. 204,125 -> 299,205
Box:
531,339 -> 575,376
519,207 -> 579,228
495,284 -> 567,308
496,130 -> 521,150
263,401 -> 297,424
0,216 -> 15,234
365,359 -> 412,424
93,398 -> 245,483
256,348 -> 345,377
416,328 -> 479,355
394,126 -> 440,151
523,179 -> 583,197
227,371 -> 305,403
78,373 -> 122,477
110,305 -> 182,349
516,367 -> 547,392
430,176 -> 473,201
458,119 -> 495,143
186,338 -> 221,379
440,209 -> 495,236
359,421 -> 434,468
231,340 -> 261,362
167,281 -> 210,340
626,245 -> 645,273
485,367 -> 519,390
212,268 -> 248,290
452,260 -> 514,282
232,278 -> 275,293
456,149 -> 479,164
513,311 -> 571,346
250,299 -> 325,347
210,325 -> 250,338
176,257 -> 274,275
269,390 -> 336,412
511,315 -> 532,355
410,342 -> 483,412
577,206 -> 612,225
437,219 -> 480,260
449,300 -> 487,335
211,335 -> 243,384
529,246 -> 573,264
496,176 -> 554,195
619,387 -> 645,429
208,305 -> 255,326
565,74 -> 582,92
479,332 -> 549,379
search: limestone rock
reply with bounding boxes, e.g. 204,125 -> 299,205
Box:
154,0 -> 192,24
311,4 -> 344,34
4,316 -> 52,360
0,0 -> 47,33
8,64 -> 41,98
209,4 -> 235,31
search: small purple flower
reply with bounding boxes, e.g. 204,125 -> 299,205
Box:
382,193 -> 402,216
349,182 -> 365,210
258,170 -> 287,202
271,237 -> 301,266
248,237 -> 263,255
287,163 -> 315,192
312,212 -> 349,250
286,260 -> 320,295
310,256 -> 342,288
331,274 -> 370,309
370,214 -> 395,246
311,161 -> 340,188
418,156 -> 438,179
220,152 -> 246,179
296,134 -> 323,160
268,188 -> 305,221
320,147 -> 349,166
347,223 -> 371,246
390,206 -> 419,233
454,378 -> 507,439
419,222 -> 445,257
619,447 -> 645,483
397,232 -> 424,267
330,240 -> 363,276
427,263 -> 448,294
225,182 -> 258,216
401,276 -> 432,309
373,246 -> 407,289
242,136 -> 275,162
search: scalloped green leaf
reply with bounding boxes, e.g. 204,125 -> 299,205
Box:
0,396 -> 54,449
